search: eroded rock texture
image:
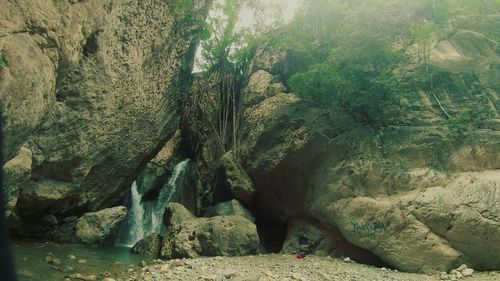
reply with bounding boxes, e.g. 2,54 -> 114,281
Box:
0,0 -> 211,233
75,206 -> 127,244
185,30 -> 500,272
160,203 -> 260,259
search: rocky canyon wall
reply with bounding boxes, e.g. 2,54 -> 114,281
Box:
0,0 -> 211,235
184,29 -> 500,272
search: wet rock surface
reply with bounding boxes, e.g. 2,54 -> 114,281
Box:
132,233 -> 163,256
160,203 -> 260,259
75,207 -> 127,244
1,0 -> 211,236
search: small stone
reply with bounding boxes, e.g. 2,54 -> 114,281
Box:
69,273 -> 97,281
78,259 -> 88,264
440,272 -> 449,280
456,264 -> 468,272
138,260 -> 146,267
62,266 -> 75,273
64,278 -> 71,281
462,269 -> 474,277
455,272 -> 463,279
45,256 -> 61,265
381,267 -> 387,271
343,257 -> 351,262
201,275 -> 217,281
170,260 -> 184,268
41,215 -> 58,226
102,278 -> 116,281
224,270 -> 238,278
67,255 -> 77,260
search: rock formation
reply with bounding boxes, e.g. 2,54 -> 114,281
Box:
75,206 -> 127,244
160,203 -> 260,259
0,0 -> 211,235
184,29 -> 500,272
132,233 -> 163,256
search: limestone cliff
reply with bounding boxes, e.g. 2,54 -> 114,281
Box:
184,29 -> 500,272
0,0 -> 211,234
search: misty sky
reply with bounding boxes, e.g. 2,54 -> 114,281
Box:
239,0 -> 303,27
194,0 -> 303,72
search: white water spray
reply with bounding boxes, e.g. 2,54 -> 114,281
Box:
116,159 -> 190,247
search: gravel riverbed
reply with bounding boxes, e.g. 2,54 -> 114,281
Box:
123,254 -> 499,281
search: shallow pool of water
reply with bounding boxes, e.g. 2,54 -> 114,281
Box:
12,241 -> 152,281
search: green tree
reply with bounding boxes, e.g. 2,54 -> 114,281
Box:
411,21 -> 439,69
288,63 -> 351,106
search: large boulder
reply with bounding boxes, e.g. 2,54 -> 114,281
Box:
160,203 -> 260,259
243,70 -> 286,106
0,0 -> 211,234
213,199 -> 255,223
3,146 -> 32,217
75,206 -> 127,244
132,233 -> 163,256
220,152 -> 256,205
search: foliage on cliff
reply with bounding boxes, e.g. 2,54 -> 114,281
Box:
280,0 -> 498,126
197,0 -> 498,128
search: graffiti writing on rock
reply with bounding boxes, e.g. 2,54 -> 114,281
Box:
351,221 -> 386,240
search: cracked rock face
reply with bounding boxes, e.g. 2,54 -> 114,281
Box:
0,0 -> 211,232
75,206 -> 128,244
187,29 -> 499,272
160,203 -> 260,259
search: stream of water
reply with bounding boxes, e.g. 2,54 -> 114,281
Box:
13,241 -> 152,281
115,159 -> 190,247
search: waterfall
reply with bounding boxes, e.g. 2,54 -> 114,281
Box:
115,159 -> 190,247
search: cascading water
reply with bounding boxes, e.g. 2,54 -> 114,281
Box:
116,159 -> 190,247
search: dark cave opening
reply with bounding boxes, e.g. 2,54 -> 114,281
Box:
82,32 -> 99,58
255,212 -> 287,253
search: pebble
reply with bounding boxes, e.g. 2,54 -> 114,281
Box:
138,260 -> 147,267
201,274 -> 217,281
45,256 -> 62,265
62,265 -> 75,273
223,270 -> 237,278
456,264 -> 468,272
67,254 -> 77,260
69,273 -> 97,281
462,268 -> 474,277
102,278 -> 116,281
381,267 -> 387,271
78,259 -> 88,264
170,260 -> 184,268
343,257 -> 352,262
